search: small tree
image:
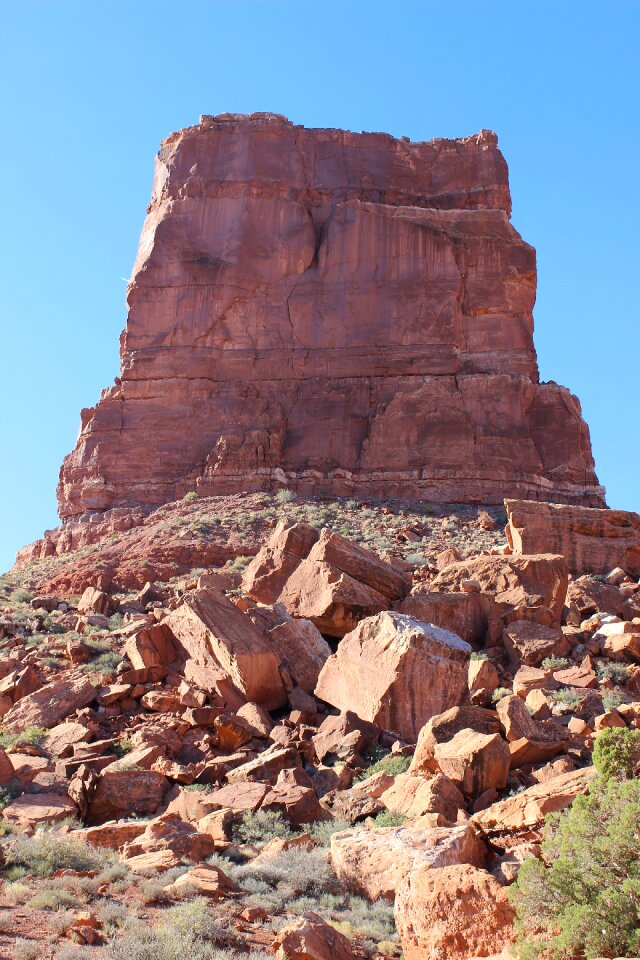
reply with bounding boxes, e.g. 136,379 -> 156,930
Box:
593,727 -> 640,781
510,751 -> 640,959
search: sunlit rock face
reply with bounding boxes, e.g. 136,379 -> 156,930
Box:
57,112 -> 604,519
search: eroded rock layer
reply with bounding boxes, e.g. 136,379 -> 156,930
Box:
57,112 -> 603,518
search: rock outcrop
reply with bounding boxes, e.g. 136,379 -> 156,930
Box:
505,498 -> 640,576
57,112 -> 603,520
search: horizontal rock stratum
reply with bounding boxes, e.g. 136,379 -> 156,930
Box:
57,112 -> 604,518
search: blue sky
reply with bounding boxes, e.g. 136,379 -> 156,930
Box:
1,0 -> 638,573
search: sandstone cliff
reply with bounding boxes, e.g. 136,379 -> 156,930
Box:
57,112 -> 604,518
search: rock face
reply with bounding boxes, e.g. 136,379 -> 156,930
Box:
315,611 -> 471,741
505,499 -> 640,577
57,113 -> 602,520
395,864 -> 516,960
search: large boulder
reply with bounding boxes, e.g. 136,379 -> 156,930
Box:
164,588 -> 287,709
396,591 -> 498,646
242,521 -> 319,604
472,766 -> 596,843
315,612 -> 471,741
505,498 -> 640,577
87,769 -> 169,825
410,706 -> 501,776
278,529 -> 409,637
245,603 -> 331,693
431,554 -> 569,625
395,863 -> 516,960
2,673 -> 97,731
433,728 -> 510,797
274,912 -> 355,960
330,822 -> 485,901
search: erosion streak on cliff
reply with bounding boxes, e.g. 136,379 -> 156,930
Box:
57,112 -> 604,518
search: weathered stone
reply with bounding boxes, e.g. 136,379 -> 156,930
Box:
380,773 -> 465,822
431,554 -> 569,624
242,522 -> 320,603
434,729 -> 510,797
472,767 -> 596,840
505,499 -> 640,577
330,822 -> 484,901
87,769 -> 168,824
503,621 -> 570,667
2,793 -> 78,825
395,863 -> 516,960
77,587 -> 112,616
274,911 -> 355,960
2,674 -> 97,731
410,706 -> 501,776
164,588 -> 287,709
55,117 -> 602,520
396,592 -> 498,646
315,612 -> 471,741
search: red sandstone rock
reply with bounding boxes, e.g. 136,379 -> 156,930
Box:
503,620 -> 570,667
2,673 -> 97,731
164,588 -> 287,709
433,729 -> 510,797
87,769 -> 168,824
505,499 -> 640,577
315,612 -> 471,741
55,115 -> 601,522
410,706 -> 501,776
472,767 -> 595,840
431,553 -> 569,624
242,521 -> 319,603
396,591 -> 498,646
274,911 -> 355,960
330,822 -> 484,901
395,864 -> 516,960
380,773 -> 465,822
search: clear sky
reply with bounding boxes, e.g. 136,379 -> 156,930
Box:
1,0 -> 638,574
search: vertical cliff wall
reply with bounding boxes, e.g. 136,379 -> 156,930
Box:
57,112 -> 604,518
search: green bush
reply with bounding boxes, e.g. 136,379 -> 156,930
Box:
470,651 -> 490,661
550,688 -> 582,710
182,491 -> 198,502
597,661 -> 629,684
371,810 -> 406,828
354,752 -> 411,782
509,776 -> 640,959
0,725 -> 46,751
232,809 -> 295,845
275,489 -> 295,504
602,689 -> 629,711
593,728 -> 640,781
491,686 -> 512,703
541,656 -> 570,670
2,829 -> 113,878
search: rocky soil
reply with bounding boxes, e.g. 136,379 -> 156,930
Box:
1,493 -> 639,959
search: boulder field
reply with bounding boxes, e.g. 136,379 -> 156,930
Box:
1,499 -> 640,957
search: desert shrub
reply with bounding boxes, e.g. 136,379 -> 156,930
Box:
13,941 -> 40,960
232,809 -> 295,845
491,686 -> 513,703
3,829 -> 113,878
83,651 -> 123,674
28,886 -> 81,911
3,881 -> 30,905
55,945 -> 94,960
541,656 -> 570,670
182,491 -> 198,501
602,689 -> 629,711
9,588 -> 32,604
596,661 -> 629,684
470,650 -> 490,661
0,784 -> 22,812
275,489 -> 295,504
231,846 -> 338,902
509,776 -> 640,959
550,689 -> 582,709
593,728 -> 640,781
0,726 -> 46,751
113,738 -> 134,758
354,752 -> 411,782
371,809 -> 406,827
303,818 -> 351,847
105,897 -> 248,959
225,555 -> 251,574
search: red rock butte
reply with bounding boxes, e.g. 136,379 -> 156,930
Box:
57,112 -> 604,520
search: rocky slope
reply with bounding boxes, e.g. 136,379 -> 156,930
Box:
1,497 -> 639,958
56,112 -> 603,522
